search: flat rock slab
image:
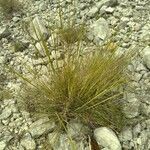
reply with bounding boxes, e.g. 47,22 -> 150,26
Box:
29,117 -> 55,138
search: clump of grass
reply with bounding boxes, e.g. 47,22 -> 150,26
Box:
10,27 -> 133,133
6,1 -> 135,135
57,24 -> 86,45
0,0 -> 22,17
12,40 -> 29,52
6,6 -> 135,147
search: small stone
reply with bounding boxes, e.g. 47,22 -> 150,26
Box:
89,18 -> 110,44
88,6 -> 99,17
12,16 -> 20,22
94,127 -> 121,150
39,2 -> 47,11
0,56 -> 5,64
30,16 -> 49,41
48,133 -> 87,150
29,117 -> 55,138
123,97 -> 140,118
0,141 -> 6,150
142,46 -> 150,69
0,27 -> 11,40
0,107 -> 12,120
119,127 -> 133,142
136,63 -> 147,72
2,119 -> 9,126
140,103 -> 150,116
67,121 -> 89,139
97,0 -> 110,8
48,131 -> 60,148
105,7 -> 115,13
20,133 -> 36,150
97,0 -> 118,8
51,51 -> 61,60
133,123 -> 141,138
35,42 -> 46,56
53,60 -> 64,69
133,73 -> 142,82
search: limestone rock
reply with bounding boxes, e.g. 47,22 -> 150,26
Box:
67,121 -> 89,139
142,46 -> 150,69
0,141 -> 6,150
119,127 -> 133,142
123,97 -> 140,118
48,133 -> 88,150
30,16 -> 49,41
35,41 -> 46,56
0,107 -> 12,120
0,27 -> 11,40
29,117 -> 55,138
105,7 -> 115,13
20,133 -> 36,150
94,127 -> 121,150
140,103 -> 150,116
89,18 -> 110,44
88,6 -> 99,17
97,0 -> 118,8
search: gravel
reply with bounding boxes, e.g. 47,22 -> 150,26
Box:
0,0 -> 150,149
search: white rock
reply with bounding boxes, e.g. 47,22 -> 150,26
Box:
67,121 -> 89,138
48,131 -> 60,148
30,16 -> 49,41
29,117 -> 55,138
2,119 -> 9,126
96,0 -> 110,8
20,133 -> 36,150
0,56 -> 5,64
88,6 -> 99,17
53,60 -> 64,69
94,127 -> 121,150
35,41 -> 46,56
133,124 -> 141,137
12,16 -> 20,22
97,0 -> 118,8
136,63 -> 147,72
0,141 -> 6,150
97,0 -> 110,8
0,107 -> 12,120
141,103 -> 150,116
89,18 -> 110,44
123,97 -> 140,118
119,127 -> 133,141
133,73 -> 142,82
51,51 -> 61,60
142,46 -> 150,69
105,7 -> 115,13
48,133 -> 87,150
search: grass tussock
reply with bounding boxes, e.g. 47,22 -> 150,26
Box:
0,0 -> 22,17
12,26 -> 133,132
7,2 -> 135,135
57,24 -> 86,45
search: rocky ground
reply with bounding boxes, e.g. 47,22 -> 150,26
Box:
0,0 -> 150,149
